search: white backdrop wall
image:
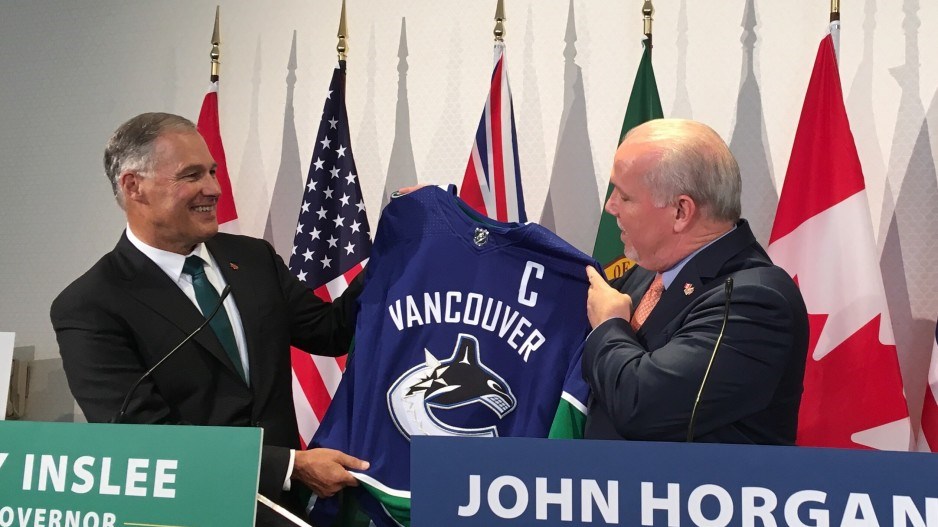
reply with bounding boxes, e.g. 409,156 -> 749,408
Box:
2,0 -> 937,429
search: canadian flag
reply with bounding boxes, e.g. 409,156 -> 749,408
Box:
766,25 -> 911,450
918,325 -> 938,451
197,82 -> 240,233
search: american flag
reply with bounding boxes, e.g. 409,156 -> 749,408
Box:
459,42 -> 527,222
288,62 -> 371,447
197,82 -> 240,233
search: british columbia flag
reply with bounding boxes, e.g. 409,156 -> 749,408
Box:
288,62 -> 371,447
459,42 -> 527,222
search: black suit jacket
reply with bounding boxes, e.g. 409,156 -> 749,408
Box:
51,232 -> 361,498
583,220 -> 808,445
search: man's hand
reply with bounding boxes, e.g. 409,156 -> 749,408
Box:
585,266 -> 634,329
292,448 -> 369,498
392,184 -> 428,198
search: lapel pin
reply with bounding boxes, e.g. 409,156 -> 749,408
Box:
683,283 -> 695,296
229,263 -> 239,271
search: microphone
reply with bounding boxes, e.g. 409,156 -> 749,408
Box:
112,285 -> 232,424
686,277 -> 733,442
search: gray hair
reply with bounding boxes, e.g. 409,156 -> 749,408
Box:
104,112 -> 197,208
624,119 -> 742,222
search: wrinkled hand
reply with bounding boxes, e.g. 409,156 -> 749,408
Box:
292,448 -> 369,498
585,266 -> 633,329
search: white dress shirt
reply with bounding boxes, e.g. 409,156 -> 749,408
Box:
125,226 -> 251,380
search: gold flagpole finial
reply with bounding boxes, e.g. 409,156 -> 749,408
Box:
210,6 -> 220,81
830,0 -> 840,22
642,0 -> 655,41
337,0 -> 349,61
494,0 -> 506,42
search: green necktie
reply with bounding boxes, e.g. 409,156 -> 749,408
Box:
182,256 -> 248,384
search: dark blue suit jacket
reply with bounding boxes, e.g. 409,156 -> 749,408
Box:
583,220 -> 808,445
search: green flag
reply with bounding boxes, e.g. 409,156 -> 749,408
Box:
592,39 -> 664,280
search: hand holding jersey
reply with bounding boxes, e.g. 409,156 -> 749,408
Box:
293,449 -> 368,498
585,265 -> 633,328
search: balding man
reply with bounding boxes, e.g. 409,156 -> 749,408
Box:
584,119 -> 808,445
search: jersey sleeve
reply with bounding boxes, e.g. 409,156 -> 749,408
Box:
548,340 -> 590,439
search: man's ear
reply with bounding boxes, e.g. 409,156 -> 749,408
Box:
119,172 -> 146,204
673,194 -> 696,233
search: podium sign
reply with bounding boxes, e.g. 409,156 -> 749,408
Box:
412,437 -> 938,526
0,421 -> 261,526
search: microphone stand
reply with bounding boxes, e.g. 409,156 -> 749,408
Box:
686,278 -> 733,442
112,285 -> 232,423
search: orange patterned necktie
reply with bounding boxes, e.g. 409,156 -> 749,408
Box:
631,274 -> 664,331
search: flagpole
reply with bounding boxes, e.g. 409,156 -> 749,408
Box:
642,0 -> 654,49
210,6 -> 220,82
494,0 -> 506,41
829,0 -> 840,64
337,0 -> 348,61
197,5 -> 240,231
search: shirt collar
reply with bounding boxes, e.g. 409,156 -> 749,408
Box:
125,225 -> 209,283
660,225 -> 736,290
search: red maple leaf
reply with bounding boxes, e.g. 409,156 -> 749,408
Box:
797,313 -> 908,449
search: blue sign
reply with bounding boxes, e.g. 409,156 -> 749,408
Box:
412,437 -> 938,526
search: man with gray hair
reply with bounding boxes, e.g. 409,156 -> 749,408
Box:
52,112 -> 367,522
584,118 -> 809,445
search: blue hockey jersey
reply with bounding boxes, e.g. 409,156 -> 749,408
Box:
310,186 -> 597,526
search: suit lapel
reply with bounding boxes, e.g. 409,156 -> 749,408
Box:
205,236 -> 263,387
113,233 -> 243,378
638,221 -> 757,340
640,263 -> 703,340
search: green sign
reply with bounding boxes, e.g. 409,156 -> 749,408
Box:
0,421 -> 261,527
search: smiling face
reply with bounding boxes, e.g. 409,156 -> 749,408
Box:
604,141 -> 678,272
121,130 -> 220,254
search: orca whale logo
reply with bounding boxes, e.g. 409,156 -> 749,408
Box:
387,333 -> 516,439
